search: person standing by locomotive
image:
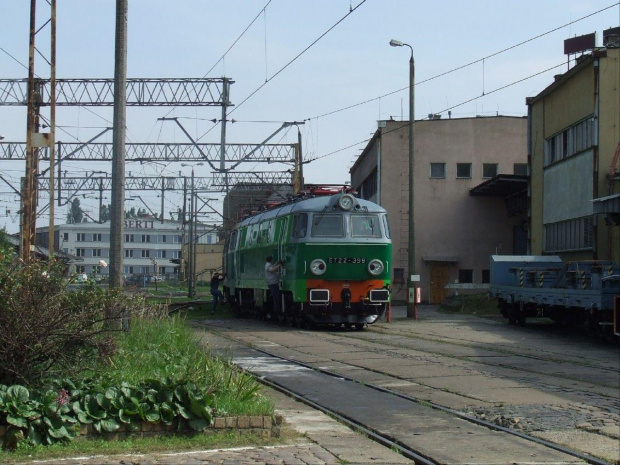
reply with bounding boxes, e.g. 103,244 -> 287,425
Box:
265,256 -> 283,317
210,272 -> 226,314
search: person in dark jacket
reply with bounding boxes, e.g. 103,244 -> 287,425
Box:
210,272 -> 226,314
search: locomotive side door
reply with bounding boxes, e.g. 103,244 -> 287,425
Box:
277,216 -> 288,267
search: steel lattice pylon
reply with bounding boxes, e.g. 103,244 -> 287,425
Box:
36,172 -> 292,193
0,78 -> 231,106
0,141 -> 295,163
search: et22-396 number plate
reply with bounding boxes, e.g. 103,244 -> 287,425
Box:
328,257 -> 366,264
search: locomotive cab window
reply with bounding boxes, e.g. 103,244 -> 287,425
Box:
351,214 -> 381,238
229,230 -> 238,250
382,215 -> 391,239
292,213 -> 308,238
311,213 -> 344,237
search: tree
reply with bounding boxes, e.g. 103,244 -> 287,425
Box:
0,227 -> 15,268
67,198 -> 84,224
100,204 -> 111,223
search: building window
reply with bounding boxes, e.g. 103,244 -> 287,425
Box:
125,234 -> 134,243
63,233 -> 69,241
513,163 -> 528,176
123,266 -> 134,274
76,248 -> 85,257
141,234 -> 150,243
92,249 -> 102,257
456,163 -> 472,179
93,233 -> 102,242
360,168 -> 378,200
157,250 -> 167,259
544,117 -> 594,166
173,235 -> 182,243
482,163 -> 498,178
124,249 -> 134,258
545,216 -> 594,252
76,265 -> 85,274
458,269 -> 473,283
77,233 -> 86,242
172,250 -> 181,259
160,234 -> 167,243
141,250 -> 150,258
482,269 -> 490,284
430,163 -> 446,179
158,266 -> 166,275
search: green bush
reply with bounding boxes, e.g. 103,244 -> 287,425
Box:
0,259 -> 151,388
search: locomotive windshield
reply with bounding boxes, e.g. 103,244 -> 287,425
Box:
311,214 -> 344,237
351,214 -> 381,238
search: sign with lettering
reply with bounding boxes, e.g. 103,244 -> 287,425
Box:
124,220 -> 155,229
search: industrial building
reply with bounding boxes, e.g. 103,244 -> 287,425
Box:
350,116 -> 528,304
527,28 -> 620,263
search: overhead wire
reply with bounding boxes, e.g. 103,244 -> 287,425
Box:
308,58 -> 575,164
196,0 -> 369,142
159,0 -> 273,123
304,2 -> 619,122
229,0 -> 368,117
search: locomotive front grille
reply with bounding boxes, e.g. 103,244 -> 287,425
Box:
309,289 -> 330,304
369,289 -> 390,303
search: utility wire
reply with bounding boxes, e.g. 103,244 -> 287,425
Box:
204,0 -> 272,79
229,0 -> 368,116
159,1 -> 272,123
196,0 -> 368,142
308,59 -> 573,163
305,1 -> 619,121
0,46 -> 32,73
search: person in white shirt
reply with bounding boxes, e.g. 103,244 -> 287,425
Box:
265,256 -> 283,315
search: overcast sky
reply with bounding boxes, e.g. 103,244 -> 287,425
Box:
1,1 -> 618,233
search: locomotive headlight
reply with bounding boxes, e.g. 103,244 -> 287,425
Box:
367,259 -> 384,276
338,194 -> 356,211
310,259 -> 327,275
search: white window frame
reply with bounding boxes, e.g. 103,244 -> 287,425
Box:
430,163 -> 446,179
456,163 -> 472,179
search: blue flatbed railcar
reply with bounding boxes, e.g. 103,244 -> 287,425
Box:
489,255 -> 620,335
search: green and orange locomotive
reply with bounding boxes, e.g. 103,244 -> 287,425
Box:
222,190 -> 392,329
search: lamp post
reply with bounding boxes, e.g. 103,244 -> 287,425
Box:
390,38 -> 416,319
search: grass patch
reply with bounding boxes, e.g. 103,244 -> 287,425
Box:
0,314 -> 276,463
97,315 -> 273,415
0,429 -> 299,464
439,293 -> 501,318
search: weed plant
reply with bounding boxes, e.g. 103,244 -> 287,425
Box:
96,315 -> 274,416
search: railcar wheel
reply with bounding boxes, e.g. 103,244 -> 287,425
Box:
517,301 -> 527,326
508,302 -> 518,325
354,323 -> 365,331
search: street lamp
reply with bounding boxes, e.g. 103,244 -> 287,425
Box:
390,38 -> 416,319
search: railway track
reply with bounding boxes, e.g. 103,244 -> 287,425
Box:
237,345 -> 612,465
197,308 -> 619,464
